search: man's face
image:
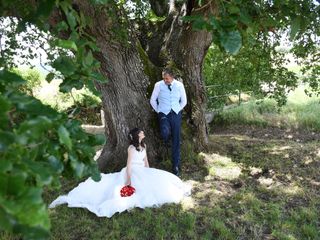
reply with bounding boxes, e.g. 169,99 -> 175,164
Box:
162,73 -> 173,85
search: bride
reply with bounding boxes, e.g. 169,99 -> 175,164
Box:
49,128 -> 191,218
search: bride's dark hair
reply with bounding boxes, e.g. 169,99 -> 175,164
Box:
128,128 -> 145,151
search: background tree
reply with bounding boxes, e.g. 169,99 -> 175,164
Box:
203,39 -> 298,109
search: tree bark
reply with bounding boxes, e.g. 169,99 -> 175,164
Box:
71,2 -> 164,171
166,21 -> 212,151
93,44 -> 162,171
140,1 -> 213,151
82,0 -> 214,170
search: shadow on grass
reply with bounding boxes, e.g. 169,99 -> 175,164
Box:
40,129 -> 320,240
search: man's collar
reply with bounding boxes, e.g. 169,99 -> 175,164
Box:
163,79 -> 176,85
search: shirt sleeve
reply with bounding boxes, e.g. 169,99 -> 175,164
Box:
150,82 -> 160,113
179,83 -> 187,110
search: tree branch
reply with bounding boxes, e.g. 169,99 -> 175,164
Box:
149,0 -> 169,17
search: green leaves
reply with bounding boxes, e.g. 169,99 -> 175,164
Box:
0,70 -> 102,238
56,39 -> 78,51
52,1 -> 107,91
183,15 -> 211,31
0,70 -> 25,91
45,72 -> 55,82
204,38 -> 299,109
83,50 -> 94,67
35,0 -> 56,20
0,95 -> 10,128
220,30 -> 242,55
58,125 -> 72,150
0,158 -> 12,172
0,132 -> 15,151
90,0 -> 110,4
290,17 -> 301,40
47,155 -> 64,173
183,15 -> 243,55
52,56 -> 77,76
228,5 -> 240,15
60,2 -> 77,29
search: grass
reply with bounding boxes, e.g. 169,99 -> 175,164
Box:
46,204 -> 198,240
17,129 -> 313,239
2,125 -> 320,239
2,76 -> 320,239
213,85 -> 320,131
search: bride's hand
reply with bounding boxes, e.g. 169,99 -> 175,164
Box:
126,179 -> 131,186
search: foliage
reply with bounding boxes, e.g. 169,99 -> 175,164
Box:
185,1 -> 319,55
12,68 -> 43,96
0,0 -> 108,238
189,0 -> 319,106
0,3 -> 107,93
65,90 -> 102,125
203,41 -> 298,109
35,80 -> 102,123
0,70 -> 103,239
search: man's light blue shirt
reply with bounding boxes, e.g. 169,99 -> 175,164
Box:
150,79 -> 187,115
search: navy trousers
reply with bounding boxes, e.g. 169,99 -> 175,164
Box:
158,110 -> 182,170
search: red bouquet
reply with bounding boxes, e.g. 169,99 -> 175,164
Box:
120,185 -> 136,197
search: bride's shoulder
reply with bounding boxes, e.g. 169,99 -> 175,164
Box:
128,144 -> 147,152
128,145 -> 135,150
128,145 -> 139,152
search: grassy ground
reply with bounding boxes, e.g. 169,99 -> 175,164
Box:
3,126 -> 317,240
2,86 -> 319,240
2,128 -> 319,239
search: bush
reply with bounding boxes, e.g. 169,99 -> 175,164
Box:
13,68 -> 42,96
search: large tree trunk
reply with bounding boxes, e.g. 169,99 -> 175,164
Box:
140,1 -> 213,151
165,15 -> 212,151
45,0 -> 215,172
86,0 -> 214,171
73,2 -> 164,171
94,44 -> 161,171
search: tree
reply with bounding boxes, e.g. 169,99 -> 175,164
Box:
203,41 -> 298,109
2,0 -> 319,169
0,0 -> 319,238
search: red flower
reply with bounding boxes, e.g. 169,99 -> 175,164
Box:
120,185 -> 136,197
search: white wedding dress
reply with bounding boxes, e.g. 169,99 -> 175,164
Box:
49,146 -> 191,218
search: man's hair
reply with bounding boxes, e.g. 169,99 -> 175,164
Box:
162,68 -> 174,77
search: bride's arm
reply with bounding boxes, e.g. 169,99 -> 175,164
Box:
126,147 -> 134,185
144,144 -> 150,168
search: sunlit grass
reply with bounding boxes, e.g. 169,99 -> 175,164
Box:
213,85 -> 320,131
200,153 -> 242,180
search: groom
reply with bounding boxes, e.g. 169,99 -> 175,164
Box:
150,68 -> 187,176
